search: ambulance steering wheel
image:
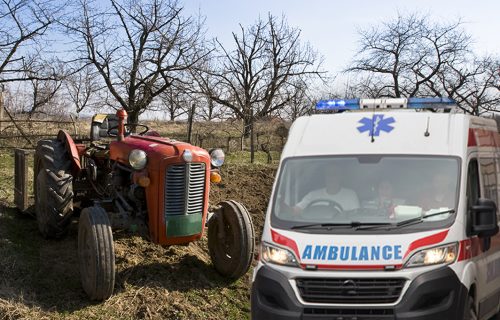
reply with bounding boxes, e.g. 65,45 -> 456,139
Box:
303,199 -> 344,218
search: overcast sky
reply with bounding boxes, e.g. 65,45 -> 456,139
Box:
183,0 -> 500,76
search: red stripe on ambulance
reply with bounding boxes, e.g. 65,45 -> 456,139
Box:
403,230 -> 449,259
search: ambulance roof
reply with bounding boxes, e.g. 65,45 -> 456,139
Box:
282,110 -> 497,158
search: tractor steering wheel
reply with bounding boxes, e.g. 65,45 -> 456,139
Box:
107,123 -> 150,137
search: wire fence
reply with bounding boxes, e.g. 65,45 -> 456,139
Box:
0,113 -> 289,163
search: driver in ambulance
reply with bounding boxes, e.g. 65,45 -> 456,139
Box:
292,167 -> 360,214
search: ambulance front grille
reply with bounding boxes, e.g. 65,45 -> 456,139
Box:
303,308 -> 395,319
164,163 -> 206,215
296,278 -> 405,304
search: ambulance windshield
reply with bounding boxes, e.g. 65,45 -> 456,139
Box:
272,156 -> 460,233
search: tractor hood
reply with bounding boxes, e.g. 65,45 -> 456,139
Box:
109,135 -> 210,167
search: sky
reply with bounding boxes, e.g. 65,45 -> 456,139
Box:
183,0 -> 500,77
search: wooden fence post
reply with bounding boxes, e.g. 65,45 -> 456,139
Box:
0,88 -> 3,132
187,103 -> 195,143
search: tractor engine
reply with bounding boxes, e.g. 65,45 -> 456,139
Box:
82,109 -> 216,245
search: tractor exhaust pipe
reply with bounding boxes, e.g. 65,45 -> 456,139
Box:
116,109 -> 127,141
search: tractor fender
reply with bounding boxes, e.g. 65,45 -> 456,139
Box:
57,130 -> 82,174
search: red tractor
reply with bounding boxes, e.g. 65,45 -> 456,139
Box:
20,109 -> 254,300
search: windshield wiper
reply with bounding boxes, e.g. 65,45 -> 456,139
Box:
291,221 -> 392,230
354,209 -> 456,231
392,209 -> 455,229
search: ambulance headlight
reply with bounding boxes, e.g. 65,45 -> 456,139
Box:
128,149 -> 147,170
405,243 -> 458,268
261,242 -> 299,267
210,148 -> 225,167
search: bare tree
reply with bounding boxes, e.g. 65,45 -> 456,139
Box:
65,0 -> 206,124
430,56 -> 500,115
199,14 -> 323,162
190,62 -> 229,121
23,57 -> 66,116
0,0 -> 62,83
64,63 -> 101,116
276,79 -> 313,121
160,84 -> 190,121
346,13 -> 471,98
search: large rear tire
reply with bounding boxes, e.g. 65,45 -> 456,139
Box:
78,206 -> 115,301
208,200 -> 255,279
34,139 -> 74,238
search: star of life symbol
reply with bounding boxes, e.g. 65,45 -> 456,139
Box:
357,114 -> 395,136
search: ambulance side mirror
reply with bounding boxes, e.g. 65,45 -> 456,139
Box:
470,198 -> 499,238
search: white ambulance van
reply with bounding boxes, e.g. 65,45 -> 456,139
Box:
251,98 -> 500,320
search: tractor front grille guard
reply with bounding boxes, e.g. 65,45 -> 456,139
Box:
164,163 -> 206,216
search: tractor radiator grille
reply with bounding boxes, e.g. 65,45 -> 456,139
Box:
164,163 -> 206,215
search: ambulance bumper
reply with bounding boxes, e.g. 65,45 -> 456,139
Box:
251,264 -> 467,320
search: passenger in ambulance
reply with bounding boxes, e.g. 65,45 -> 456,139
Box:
290,167 -> 360,216
363,180 -> 405,218
419,172 -> 455,211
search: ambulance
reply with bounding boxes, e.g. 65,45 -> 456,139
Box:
251,98 -> 500,320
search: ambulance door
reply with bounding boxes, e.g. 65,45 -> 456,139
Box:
467,157 -> 487,304
476,156 -> 500,318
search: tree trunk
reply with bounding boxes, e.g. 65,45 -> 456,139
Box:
243,114 -> 252,138
127,109 -> 139,133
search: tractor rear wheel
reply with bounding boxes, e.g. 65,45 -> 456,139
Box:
78,206 -> 115,301
34,139 -> 74,238
208,200 -> 255,279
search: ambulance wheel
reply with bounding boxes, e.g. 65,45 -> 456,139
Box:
463,293 -> 477,320
208,200 -> 255,279
78,206 -> 115,301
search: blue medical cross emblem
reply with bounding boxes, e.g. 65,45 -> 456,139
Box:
357,114 -> 395,136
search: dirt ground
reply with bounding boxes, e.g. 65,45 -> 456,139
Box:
0,153 -> 277,320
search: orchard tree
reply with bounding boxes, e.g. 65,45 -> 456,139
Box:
64,63 -> 102,116
345,12 -> 500,113
0,0 -> 62,83
346,13 -> 471,98
200,14 -> 324,162
65,0 -> 206,124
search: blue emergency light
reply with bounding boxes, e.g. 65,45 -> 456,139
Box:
406,97 -> 455,109
315,97 -> 456,112
315,99 -> 361,111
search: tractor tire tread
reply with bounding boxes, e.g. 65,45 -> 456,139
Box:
35,139 -> 74,238
78,206 -> 115,301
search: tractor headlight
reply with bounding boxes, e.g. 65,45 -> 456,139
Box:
405,242 -> 458,268
128,149 -> 147,170
261,242 -> 299,267
182,150 -> 193,162
210,148 -> 225,167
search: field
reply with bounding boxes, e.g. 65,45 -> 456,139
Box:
0,143 -> 277,319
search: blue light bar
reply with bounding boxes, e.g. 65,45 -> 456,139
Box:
315,99 -> 360,111
315,97 -> 456,112
407,97 -> 455,109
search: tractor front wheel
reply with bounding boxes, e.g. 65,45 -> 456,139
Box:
78,206 -> 115,301
208,200 -> 255,279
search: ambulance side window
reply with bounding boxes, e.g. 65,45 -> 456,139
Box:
479,157 -> 498,205
467,159 -> 480,209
